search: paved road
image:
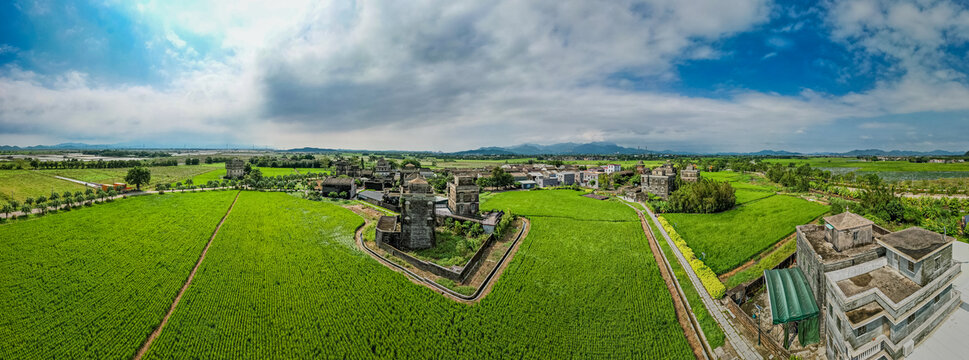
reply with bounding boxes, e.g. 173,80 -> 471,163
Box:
634,199 -> 763,360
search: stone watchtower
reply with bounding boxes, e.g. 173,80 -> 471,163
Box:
226,158 -> 245,179
642,161 -> 677,200
399,175 -> 436,249
447,174 -> 479,217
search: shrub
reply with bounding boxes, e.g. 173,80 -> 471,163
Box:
668,179 -> 736,213
657,217 -> 725,298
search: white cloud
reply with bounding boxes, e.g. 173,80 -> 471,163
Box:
1,0 -> 968,152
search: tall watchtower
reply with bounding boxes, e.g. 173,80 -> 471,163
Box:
447,174 -> 479,217
399,175 -> 436,249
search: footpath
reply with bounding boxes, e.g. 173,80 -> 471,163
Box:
634,199 -> 763,360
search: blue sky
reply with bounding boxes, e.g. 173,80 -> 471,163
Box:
0,0 -> 967,152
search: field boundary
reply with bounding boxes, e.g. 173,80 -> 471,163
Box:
132,190 -> 241,360
627,202 -> 712,360
353,213 -> 530,303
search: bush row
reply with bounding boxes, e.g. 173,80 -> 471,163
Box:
657,216 -> 726,299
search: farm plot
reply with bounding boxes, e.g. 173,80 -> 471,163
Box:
189,166 -> 327,184
146,190 -> 693,359
0,191 -> 237,359
37,165 -> 222,188
662,194 -> 828,275
0,169 -> 87,202
701,171 -> 776,205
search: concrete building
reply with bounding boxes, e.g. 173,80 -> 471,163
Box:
447,174 -> 479,218
333,158 -> 361,177
536,176 -> 559,188
641,161 -> 677,200
226,158 -> 246,179
796,212 -> 962,360
603,164 -> 621,174
399,175 -> 436,250
681,164 -> 700,183
519,180 -> 537,189
555,172 -> 576,186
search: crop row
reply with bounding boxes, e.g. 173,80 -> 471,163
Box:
0,191 -> 238,359
145,190 -> 695,359
656,216 -> 725,299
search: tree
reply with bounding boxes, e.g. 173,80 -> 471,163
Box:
2,204 -> 11,218
125,166 -> 151,190
249,168 -> 263,183
667,179 -> 736,214
401,159 -> 422,168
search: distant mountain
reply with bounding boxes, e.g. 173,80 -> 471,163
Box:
454,142 -> 650,155
828,149 -> 965,157
282,147 -> 342,153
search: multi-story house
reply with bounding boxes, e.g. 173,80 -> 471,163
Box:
796,212 -> 961,360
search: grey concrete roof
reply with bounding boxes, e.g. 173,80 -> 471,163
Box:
798,224 -> 882,263
878,227 -> 954,261
836,267 -> 921,303
823,212 -> 874,230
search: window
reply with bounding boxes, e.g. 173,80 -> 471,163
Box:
855,325 -> 867,337
908,260 -> 915,273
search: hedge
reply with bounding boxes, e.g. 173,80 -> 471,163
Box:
657,217 -> 726,299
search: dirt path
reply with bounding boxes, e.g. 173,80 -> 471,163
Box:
345,205 -> 529,304
636,210 -> 710,360
718,234 -> 795,282
132,190 -> 241,360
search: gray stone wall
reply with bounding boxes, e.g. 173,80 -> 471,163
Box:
400,193 -> 436,249
642,174 -> 675,200
918,244 -> 952,286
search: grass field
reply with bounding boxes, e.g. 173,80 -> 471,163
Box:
662,195 -> 829,275
421,158 -> 666,170
143,190 -> 693,358
0,191 -> 238,359
723,239 -> 796,288
0,170 -> 87,202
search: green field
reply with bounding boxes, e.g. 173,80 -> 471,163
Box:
189,166 -> 327,184
143,190 -> 693,358
37,165 -> 223,188
662,194 -> 829,275
644,214 -> 725,348
0,191 -> 238,358
0,170 -> 87,202
762,157 -> 969,172
701,171 -> 777,205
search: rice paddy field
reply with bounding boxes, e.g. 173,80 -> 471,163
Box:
0,191 -> 238,358
2,189 -> 695,358
189,165 -> 327,184
662,194 -> 829,275
0,169 -> 87,202
700,171 -> 777,205
762,157 -> 969,175
33,165 -> 224,189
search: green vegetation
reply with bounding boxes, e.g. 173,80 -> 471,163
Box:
412,228 -> 487,267
0,170 -> 87,202
666,179 -> 736,213
723,239 -> 796,289
657,216 -> 726,298
761,157 -> 969,172
0,191 -> 238,359
38,165 -> 220,188
663,195 -> 829,274
644,214 -> 726,348
144,190 -> 694,358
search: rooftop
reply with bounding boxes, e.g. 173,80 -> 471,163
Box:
823,212 -> 873,230
321,177 -> 355,186
836,267 -> 921,303
798,224 -> 882,262
845,302 -> 885,325
879,227 -> 954,261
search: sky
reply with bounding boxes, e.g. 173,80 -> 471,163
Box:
0,0 -> 968,153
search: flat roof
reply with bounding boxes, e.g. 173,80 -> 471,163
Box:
836,267 -> 921,303
878,227 -> 954,262
823,212 -> 873,230
798,224 -> 882,263
845,302 -> 885,325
